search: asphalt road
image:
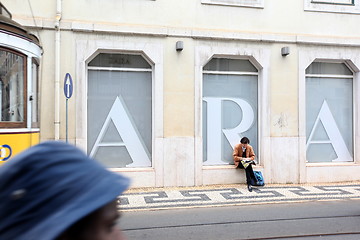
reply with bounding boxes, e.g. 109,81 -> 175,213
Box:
119,199 -> 360,240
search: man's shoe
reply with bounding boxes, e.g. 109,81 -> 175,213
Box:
247,185 -> 252,192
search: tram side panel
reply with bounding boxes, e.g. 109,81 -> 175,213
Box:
0,132 -> 39,165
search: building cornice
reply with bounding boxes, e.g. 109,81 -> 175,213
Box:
14,17 -> 360,47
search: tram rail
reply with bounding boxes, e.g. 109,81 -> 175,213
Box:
122,213 -> 360,239
245,231 -> 360,239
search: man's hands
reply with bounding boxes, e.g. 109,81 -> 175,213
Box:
241,158 -> 256,165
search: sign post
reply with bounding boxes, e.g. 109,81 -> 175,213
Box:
64,73 -> 73,143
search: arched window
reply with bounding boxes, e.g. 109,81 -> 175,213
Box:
87,53 -> 152,168
202,58 -> 258,165
306,62 -> 353,162
0,48 -> 26,128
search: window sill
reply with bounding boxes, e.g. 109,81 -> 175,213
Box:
203,165 -> 235,170
201,0 -> 264,9
306,162 -> 359,167
203,164 -> 264,169
109,167 -> 154,172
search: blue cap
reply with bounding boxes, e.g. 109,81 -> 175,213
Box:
0,141 -> 130,240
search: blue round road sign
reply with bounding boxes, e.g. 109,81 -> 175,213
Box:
64,73 -> 73,99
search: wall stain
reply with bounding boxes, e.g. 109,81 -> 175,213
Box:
274,112 -> 288,129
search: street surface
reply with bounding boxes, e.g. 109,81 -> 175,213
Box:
119,199 -> 360,240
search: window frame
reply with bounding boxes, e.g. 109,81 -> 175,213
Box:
0,47 -> 27,128
202,57 -> 259,166
86,51 -> 154,168
305,60 -> 354,163
298,47 -> 360,184
195,46 -> 270,186
304,0 -> 360,14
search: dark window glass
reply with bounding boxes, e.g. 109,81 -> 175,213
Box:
0,48 -> 26,128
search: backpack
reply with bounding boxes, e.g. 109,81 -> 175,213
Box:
253,171 -> 265,186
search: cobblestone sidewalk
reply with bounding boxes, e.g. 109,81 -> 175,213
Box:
118,182 -> 360,211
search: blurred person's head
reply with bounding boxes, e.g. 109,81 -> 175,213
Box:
0,141 -> 130,240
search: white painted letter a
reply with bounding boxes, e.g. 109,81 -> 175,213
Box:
90,96 -> 151,167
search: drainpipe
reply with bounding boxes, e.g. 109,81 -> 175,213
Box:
54,0 -> 61,140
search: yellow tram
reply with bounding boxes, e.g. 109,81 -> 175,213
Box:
0,4 -> 42,165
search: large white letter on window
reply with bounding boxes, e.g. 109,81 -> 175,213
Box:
203,97 -> 254,165
90,96 -> 151,167
307,100 -> 352,162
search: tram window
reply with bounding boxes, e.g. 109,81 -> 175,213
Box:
31,59 -> 39,128
0,48 -> 26,128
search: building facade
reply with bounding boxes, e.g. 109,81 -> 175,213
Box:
2,0 -> 360,187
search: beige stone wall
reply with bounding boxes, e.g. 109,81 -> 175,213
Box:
270,44 -> 299,137
2,0 -> 360,186
164,38 -> 195,137
4,0 -> 360,38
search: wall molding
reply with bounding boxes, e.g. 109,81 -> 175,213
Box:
17,18 -> 360,47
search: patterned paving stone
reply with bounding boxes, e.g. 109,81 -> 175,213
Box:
118,183 -> 360,211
